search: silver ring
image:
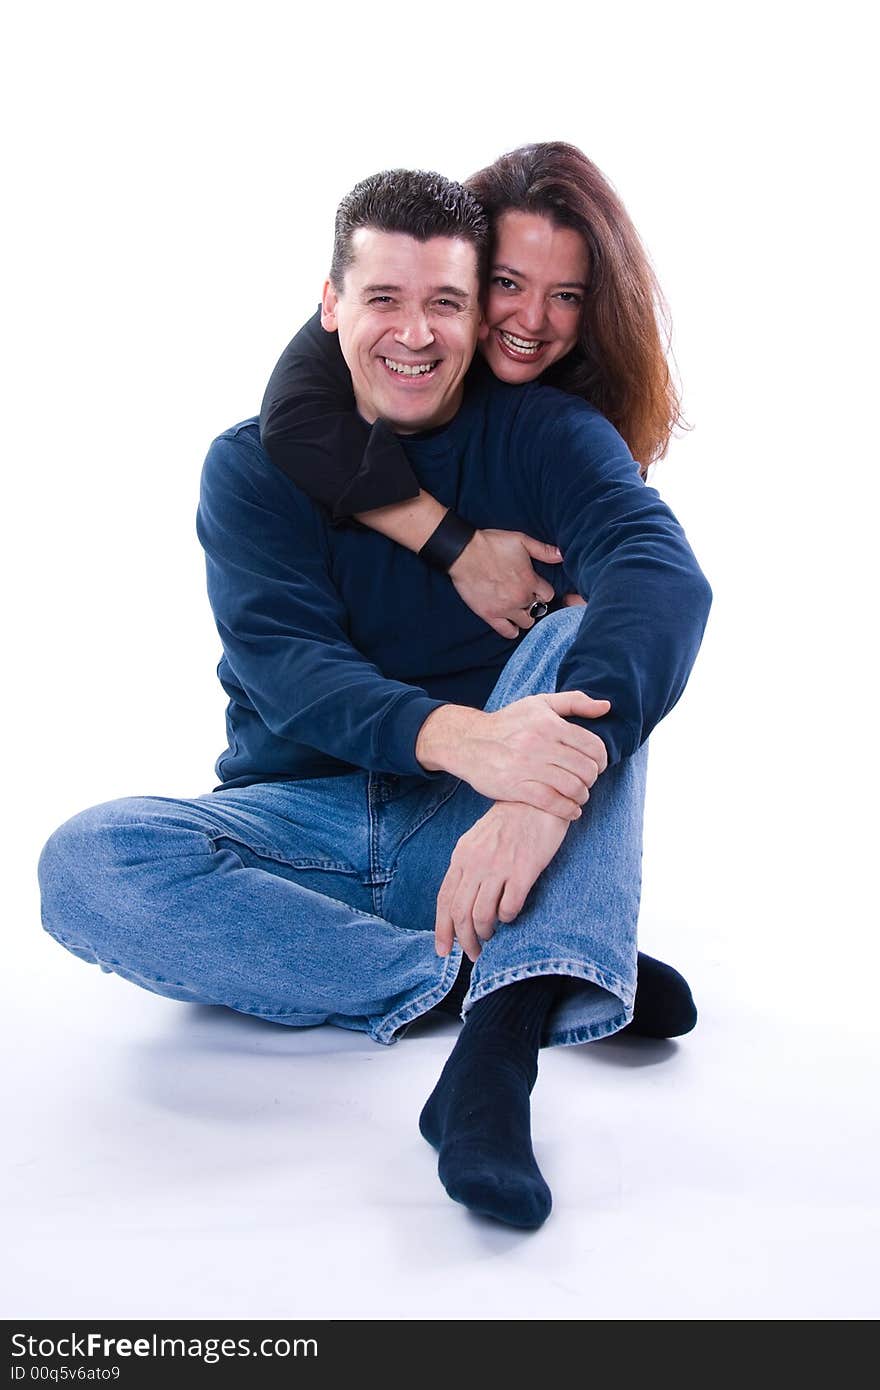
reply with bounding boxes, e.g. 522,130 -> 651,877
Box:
528,597 -> 549,620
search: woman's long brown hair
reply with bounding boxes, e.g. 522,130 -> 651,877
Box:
466,142 -> 686,477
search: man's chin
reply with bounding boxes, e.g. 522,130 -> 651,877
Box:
377,391 -> 457,436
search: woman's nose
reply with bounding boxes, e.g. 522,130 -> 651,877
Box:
515,293 -> 548,336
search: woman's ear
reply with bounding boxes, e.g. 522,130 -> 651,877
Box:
320,279 -> 339,332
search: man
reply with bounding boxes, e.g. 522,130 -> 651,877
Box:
38,170 -> 712,1230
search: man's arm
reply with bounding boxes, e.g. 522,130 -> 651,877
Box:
197,427 -> 445,776
433,394 -> 713,960
523,392 -> 713,766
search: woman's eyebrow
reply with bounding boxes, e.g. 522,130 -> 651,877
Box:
492,262 -> 587,289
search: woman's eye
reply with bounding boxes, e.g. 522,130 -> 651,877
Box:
492,276 -> 518,291
555,292 -> 583,305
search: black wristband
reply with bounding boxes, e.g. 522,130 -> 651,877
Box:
418,509 -> 477,573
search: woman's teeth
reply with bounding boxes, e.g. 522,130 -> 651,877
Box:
500,331 -> 543,355
383,358 -> 438,375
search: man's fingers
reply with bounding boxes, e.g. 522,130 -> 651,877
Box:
498,878 -> 528,923
434,867 -> 461,956
435,907 -> 455,957
449,877 -> 483,963
552,718 -> 609,775
546,690 -> 611,719
520,780 -> 582,821
545,765 -> 592,805
472,879 -> 504,943
547,750 -> 601,793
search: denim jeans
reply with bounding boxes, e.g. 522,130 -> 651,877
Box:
38,609 -> 648,1047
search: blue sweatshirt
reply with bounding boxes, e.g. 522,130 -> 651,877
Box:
197,371 -> 712,790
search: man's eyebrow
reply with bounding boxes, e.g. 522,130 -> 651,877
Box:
493,262 -> 587,289
361,284 -> 472,298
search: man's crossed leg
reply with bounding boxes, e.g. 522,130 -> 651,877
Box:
39,610 -> 687,1228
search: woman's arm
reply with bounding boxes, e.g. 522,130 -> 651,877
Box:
259,311 -> 564,635
260,308 -> 422,516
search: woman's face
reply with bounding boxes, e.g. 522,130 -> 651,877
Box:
479,210 -> 589,382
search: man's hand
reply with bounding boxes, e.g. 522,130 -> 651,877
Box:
434,801 -> 571,961
448,529 -> 563,637
416,692 -> 610,821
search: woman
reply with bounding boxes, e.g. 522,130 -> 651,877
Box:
259,141 -> 696,1039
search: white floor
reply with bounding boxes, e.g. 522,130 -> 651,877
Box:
5,915 -> 878,1321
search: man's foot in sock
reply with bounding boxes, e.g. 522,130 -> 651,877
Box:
420,1037 -> 551,1229
625,952 -> 698,1038
420,977 -> 562,1230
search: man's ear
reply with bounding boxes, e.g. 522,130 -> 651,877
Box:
477,310 -> 490,343
320,279 -> 339,332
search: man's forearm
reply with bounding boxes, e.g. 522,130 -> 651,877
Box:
415,695 -> 608,825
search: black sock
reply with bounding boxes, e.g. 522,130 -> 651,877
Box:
430,951 -> 697,1040
428,953 -> 473,1018
624,952 -> 697,1038
419,975 -> 569,1230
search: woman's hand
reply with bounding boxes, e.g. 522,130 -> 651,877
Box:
448,529 -> 563,637
434,801 -> 571,962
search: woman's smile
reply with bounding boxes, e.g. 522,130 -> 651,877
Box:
495,328 -> 550,362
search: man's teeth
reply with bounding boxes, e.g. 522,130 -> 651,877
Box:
500,331 -> 542,354
383,359 -> 438,376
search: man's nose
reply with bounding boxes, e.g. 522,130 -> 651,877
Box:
394,312 -> 435,352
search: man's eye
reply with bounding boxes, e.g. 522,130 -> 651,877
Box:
368,296 -> 393,305
492,276 -> 518,291
435,299 -> 462,311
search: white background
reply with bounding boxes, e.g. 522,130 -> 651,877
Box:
3,0 -> 877,1320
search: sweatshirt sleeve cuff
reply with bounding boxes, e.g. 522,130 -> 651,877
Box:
332,419 -> 421,519
562,714 -> 640,770
376,693 -> 449,778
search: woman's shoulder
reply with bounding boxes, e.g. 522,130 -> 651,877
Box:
499,378 -> 627,459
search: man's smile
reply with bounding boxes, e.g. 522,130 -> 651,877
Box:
380,356 -> 441,380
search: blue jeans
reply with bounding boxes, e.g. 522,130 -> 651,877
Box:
38,610 -> 648,1047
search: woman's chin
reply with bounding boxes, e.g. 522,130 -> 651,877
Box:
479,340 -> 544,385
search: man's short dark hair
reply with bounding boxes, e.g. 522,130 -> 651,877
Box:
329,169 -> 490,292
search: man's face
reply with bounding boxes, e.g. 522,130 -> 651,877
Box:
321,228 -> 484,434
